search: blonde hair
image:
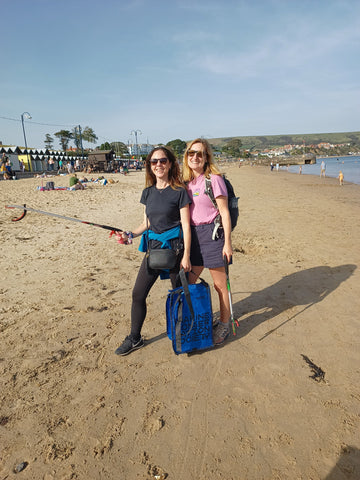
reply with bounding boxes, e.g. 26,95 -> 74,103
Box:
182,138 -> 221,182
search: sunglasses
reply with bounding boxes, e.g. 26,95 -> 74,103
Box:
188,150 -> 205,159
149,158 -> 168,165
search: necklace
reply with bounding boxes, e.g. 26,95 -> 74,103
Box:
156,184 -> 169,193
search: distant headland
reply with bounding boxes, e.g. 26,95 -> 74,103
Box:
209,131 -> 360,150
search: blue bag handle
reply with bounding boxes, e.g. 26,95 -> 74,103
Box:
179,269 -> 195,323
175,269 -> 196,353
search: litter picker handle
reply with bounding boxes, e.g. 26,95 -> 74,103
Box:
224,255 -> 229,275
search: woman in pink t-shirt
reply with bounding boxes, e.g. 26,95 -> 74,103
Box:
183,138 -> 233,345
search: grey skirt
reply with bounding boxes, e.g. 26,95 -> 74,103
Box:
190,223 -> 225,269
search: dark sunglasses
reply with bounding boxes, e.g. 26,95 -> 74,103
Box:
149,157 -> 168,164
188,150 -> 205,158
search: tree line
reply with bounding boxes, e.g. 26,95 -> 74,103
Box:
165,138 -> 244,157
45,127 -> 360,159
44,130 -> 244,158
44,126 -> 98,152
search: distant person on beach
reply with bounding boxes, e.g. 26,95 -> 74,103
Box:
69,174 -> 84,189
338,171 -> 344,186
183,138 -> 233,345
2,161 -> 12,179
3,159 -> 15,179
69,174 -> 79,187
320,160 -> 326,177
1,153 -> 8,170
1,156 -> 7,178
114,146 -> 191,356
48,157 -> 55,171
299,165 -> 302,174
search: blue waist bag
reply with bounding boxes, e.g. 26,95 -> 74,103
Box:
166,269 -> 213,354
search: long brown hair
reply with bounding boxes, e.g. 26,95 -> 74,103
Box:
182,138 -> 221,182
145,146 -> 183,189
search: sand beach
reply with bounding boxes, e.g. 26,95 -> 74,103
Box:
1,165 -> 359,479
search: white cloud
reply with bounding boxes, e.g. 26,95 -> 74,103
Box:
183,21 -> 360,82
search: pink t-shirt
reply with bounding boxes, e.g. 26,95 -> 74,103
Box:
187,174 -> 228,226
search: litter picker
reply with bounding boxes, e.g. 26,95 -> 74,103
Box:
224,255 -> 239,335
5,204 -> 126,239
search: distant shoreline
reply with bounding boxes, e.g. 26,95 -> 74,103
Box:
316,154 -> 360,159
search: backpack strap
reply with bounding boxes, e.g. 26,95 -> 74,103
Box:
204,175 -> 222,240
204,175 -> 218,209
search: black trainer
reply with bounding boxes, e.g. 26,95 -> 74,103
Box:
115,335 -> 144,356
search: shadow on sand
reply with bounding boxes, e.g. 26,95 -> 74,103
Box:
324,445 -> 360,479
149,264 -> 356,353
228,264 -> 356,343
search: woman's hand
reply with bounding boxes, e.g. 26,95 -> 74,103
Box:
121,232 -> 129,243
180,254 -> 191,272
222,244 -> 233,264
110,231 -> 133,245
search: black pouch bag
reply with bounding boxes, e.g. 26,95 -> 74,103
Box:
147,248 -> 178,270
146,225 -> 182,271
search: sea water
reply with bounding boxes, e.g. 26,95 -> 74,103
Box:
285,156 -> 360,185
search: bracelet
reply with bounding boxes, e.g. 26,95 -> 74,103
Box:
125,231 -> 133,244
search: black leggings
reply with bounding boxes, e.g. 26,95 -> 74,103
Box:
130,255 -> 180,340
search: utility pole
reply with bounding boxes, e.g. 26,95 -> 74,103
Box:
21,112 -> 32,171
76,125 -> 84,158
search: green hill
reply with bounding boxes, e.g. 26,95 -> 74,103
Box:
209,131 -> 360,150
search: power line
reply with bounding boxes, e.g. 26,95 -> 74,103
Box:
0,115 -> 20,122
0,114 -> 77,128
29,120 -> 77,128
0,114 -> 132,146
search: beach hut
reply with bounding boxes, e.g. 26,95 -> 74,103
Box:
87,150 -> 115,172
17,148 -> 33,171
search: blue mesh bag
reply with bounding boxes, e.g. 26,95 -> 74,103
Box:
166,269 -> 213,354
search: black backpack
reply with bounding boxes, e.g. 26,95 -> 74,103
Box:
45,181 -> 55,191
204,174 -> 239,231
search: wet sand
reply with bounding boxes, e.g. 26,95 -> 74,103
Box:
1,166 -> 360,479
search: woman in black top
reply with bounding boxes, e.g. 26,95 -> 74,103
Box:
115,146 -> 191,355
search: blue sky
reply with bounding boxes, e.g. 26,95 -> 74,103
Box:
1,0 -> 359,150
